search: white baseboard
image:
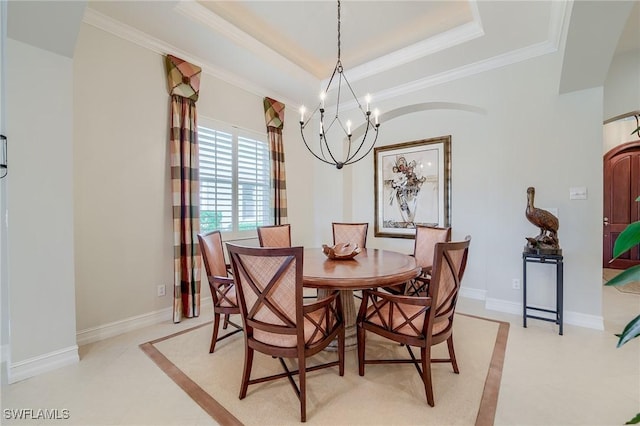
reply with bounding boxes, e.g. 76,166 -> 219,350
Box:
485,297 -> 521,316
563,310 -> 604,330
6,298 -> 216,384
484,297 -> 604,330
76,306 -> 173,346
459,286 -> 486,301
8,345 -> 79,384
76,296 -> 213,347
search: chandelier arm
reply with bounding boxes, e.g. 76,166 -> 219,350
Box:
344,134 -> 352,162
317,109 -> 340,165
300,126 -> 336,166
345,116 -> 374,162
320,133 -> 342,165
340,70 -> 366,113
324,60 -> 341,95
301,104 -> 321,128
334,72 -> 343,118
344,128 -> 380,166
345,128 -> 368,163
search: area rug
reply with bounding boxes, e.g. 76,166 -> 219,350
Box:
603,268 -> 640,295
141,313 -> 509,426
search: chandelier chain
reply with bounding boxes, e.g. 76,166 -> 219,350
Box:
298,0 -> 380,170
337,0 -> 341,61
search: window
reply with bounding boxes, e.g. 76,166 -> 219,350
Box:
198,119 -> 272,238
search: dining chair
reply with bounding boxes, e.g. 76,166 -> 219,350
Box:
226,244 -> 345,422
332,222 -> 368,248
332,222 -> 369,300
356,237 -> 471,406
257,224 -> 292,248
387,225 -> 452,296
197,230 -> 243,353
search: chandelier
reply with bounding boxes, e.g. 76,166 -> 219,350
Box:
299,0 -> 380,170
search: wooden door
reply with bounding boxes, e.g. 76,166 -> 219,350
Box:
603,141 -> 640,268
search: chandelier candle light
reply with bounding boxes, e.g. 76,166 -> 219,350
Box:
299,0 -> 380,169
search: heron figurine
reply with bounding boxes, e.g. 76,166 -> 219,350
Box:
525,186 -> 560,253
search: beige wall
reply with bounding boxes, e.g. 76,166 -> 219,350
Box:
4,0 -> 637,384
339,51 -> 604,325
73,24 -> 171,331
6,39 -> 78,373
72,19 -> 609,334
603,48 -> 640,154
604,49 -> 640,122
73,24 -> 315,333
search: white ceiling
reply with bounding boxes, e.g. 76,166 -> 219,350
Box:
7,1 -> 640,107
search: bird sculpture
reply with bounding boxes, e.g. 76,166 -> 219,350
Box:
525,186 -> 560,252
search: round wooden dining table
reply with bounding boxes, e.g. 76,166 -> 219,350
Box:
303,247 -> 421,350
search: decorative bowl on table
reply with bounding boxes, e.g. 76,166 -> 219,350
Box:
321,242 -> 361,260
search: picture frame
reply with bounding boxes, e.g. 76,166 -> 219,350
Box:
374,136 -> 451,239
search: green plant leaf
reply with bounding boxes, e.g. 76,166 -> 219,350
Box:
613,222 -> 640,259
626,412 -> 640,424
631,126 -> 640,137
605,264 -> 640,286
616,314 -> 640,347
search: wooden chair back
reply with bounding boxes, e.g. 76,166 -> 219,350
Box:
332,222 -> 368,248
230,245 -> 303,347
197,230 -> 242,353
413,226 -> 451,269
428,237 -> 470,333
199,230 -> 228,278
356,237 -> 471,407
226,244 -> 345,422
257,224 -> 292,248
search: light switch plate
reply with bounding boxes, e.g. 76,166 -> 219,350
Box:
569,187 -> 587,200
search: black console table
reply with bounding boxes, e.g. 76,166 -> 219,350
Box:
522,252 -> 563,335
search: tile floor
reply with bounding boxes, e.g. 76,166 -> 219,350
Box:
1,284 -> 638,425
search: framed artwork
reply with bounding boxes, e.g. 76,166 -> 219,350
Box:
374,136 -> 451,238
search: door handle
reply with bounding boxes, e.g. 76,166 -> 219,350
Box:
603,217 -> 609,226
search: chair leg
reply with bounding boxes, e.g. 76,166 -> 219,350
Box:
300,356 -> 306,422
421,346 -> 435,407
239,346 -> 254,400
357,325 -> 365,376
447,335 -> 459,374
209,312 -> 221,353
222,313 -> 230,330
338,325 -> 345,376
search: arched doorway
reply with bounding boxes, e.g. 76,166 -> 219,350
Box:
603,140 -> 640,268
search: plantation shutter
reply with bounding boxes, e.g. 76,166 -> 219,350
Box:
199,126 -> 233,232
237,135 -> 271,230
198,122 -> 272,234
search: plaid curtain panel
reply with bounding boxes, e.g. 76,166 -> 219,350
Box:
263,97 -> 288,225
166,55 -> 202,322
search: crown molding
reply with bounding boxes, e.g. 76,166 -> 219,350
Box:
331,13 -> 485,85
336,20 -> 484,86
83,0 -> 569,109
82,8 -> 299,107
360,1 -> 569,105
374,39 -> 559,103
174,1 -> 314,85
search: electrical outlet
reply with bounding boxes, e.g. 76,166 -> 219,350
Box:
157,285 -> 166,297
512,279 -> 521,290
